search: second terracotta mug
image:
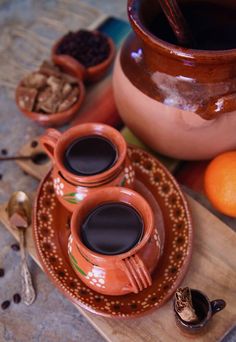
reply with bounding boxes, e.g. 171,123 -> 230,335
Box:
40,123 -> 135,211
69,186 -> 161,296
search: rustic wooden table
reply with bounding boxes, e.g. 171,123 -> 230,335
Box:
0,1 -> 235,342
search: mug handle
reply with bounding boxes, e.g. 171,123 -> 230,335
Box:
121,254 -> 152,294
211,299 -> 226,315
39,128 -> 61,161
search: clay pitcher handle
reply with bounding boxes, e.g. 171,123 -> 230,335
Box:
211,299 -> 226,316
121,254 -> 152,294
40,128 -> 61,161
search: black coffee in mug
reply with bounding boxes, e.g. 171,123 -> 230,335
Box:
81,202 -> 144,255
64,135 -> 117,176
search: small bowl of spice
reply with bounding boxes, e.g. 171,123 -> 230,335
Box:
15,61 -> 85,127
52,30 -> 115,83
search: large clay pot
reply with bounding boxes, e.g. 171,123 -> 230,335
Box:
113,0 -> 236,160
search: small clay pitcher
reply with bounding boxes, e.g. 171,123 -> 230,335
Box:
174,289 -> 226,335
69,186 -> 160,296
40,123 -> 135,212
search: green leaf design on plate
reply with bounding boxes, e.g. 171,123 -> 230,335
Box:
69,253 -> 86,276
120,177 -> 126,186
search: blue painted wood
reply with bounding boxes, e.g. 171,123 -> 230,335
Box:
98,17 -> 131,47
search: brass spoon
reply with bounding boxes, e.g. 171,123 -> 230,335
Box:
7,191 -> 36,305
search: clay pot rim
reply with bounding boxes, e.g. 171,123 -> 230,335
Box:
71,186 -> 155,262
54,123 -> 127,185
52,30 -> 116,81
128,0 -> 236,63
15,78 -> 85,127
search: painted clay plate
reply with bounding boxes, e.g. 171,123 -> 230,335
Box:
33,146 -> 193,318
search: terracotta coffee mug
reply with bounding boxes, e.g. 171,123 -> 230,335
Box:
69,186 -> 160,296
174,289 -> 226,335
40,123 -> 135,211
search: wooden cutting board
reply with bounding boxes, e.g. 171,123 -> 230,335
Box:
0,193 -> 235,342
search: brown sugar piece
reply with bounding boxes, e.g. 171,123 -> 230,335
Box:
17,87 -> 38,111
47,76 -> 63,95
37,86 -> 52,104
39,95 -> 59,113
58,87 -> 79,112
175,287 -> 198,322
17,60 -> 80,114
62,82 -> 73,98
22,72 -> 47,89
37,87 -> 60,113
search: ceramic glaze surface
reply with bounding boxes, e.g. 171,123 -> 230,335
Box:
113,0 -> 236,159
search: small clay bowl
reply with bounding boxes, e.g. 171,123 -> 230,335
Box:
51,30 -> 116,83
15,79 -> 85,127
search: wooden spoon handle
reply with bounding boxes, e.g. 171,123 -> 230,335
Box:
159,0 -> 194,46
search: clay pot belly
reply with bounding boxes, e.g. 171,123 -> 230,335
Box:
113,56 -> 236,160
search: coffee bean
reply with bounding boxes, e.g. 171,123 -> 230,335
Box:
1,300 -> 10,310
13,293 -> 21,304
11,243 -> 20,251
31,140 -> 38,148
1,149 -> 8,155
0,268 -> 4,277
56,30 -> 110,68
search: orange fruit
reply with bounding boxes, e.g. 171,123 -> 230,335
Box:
204,151 -> 236,217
